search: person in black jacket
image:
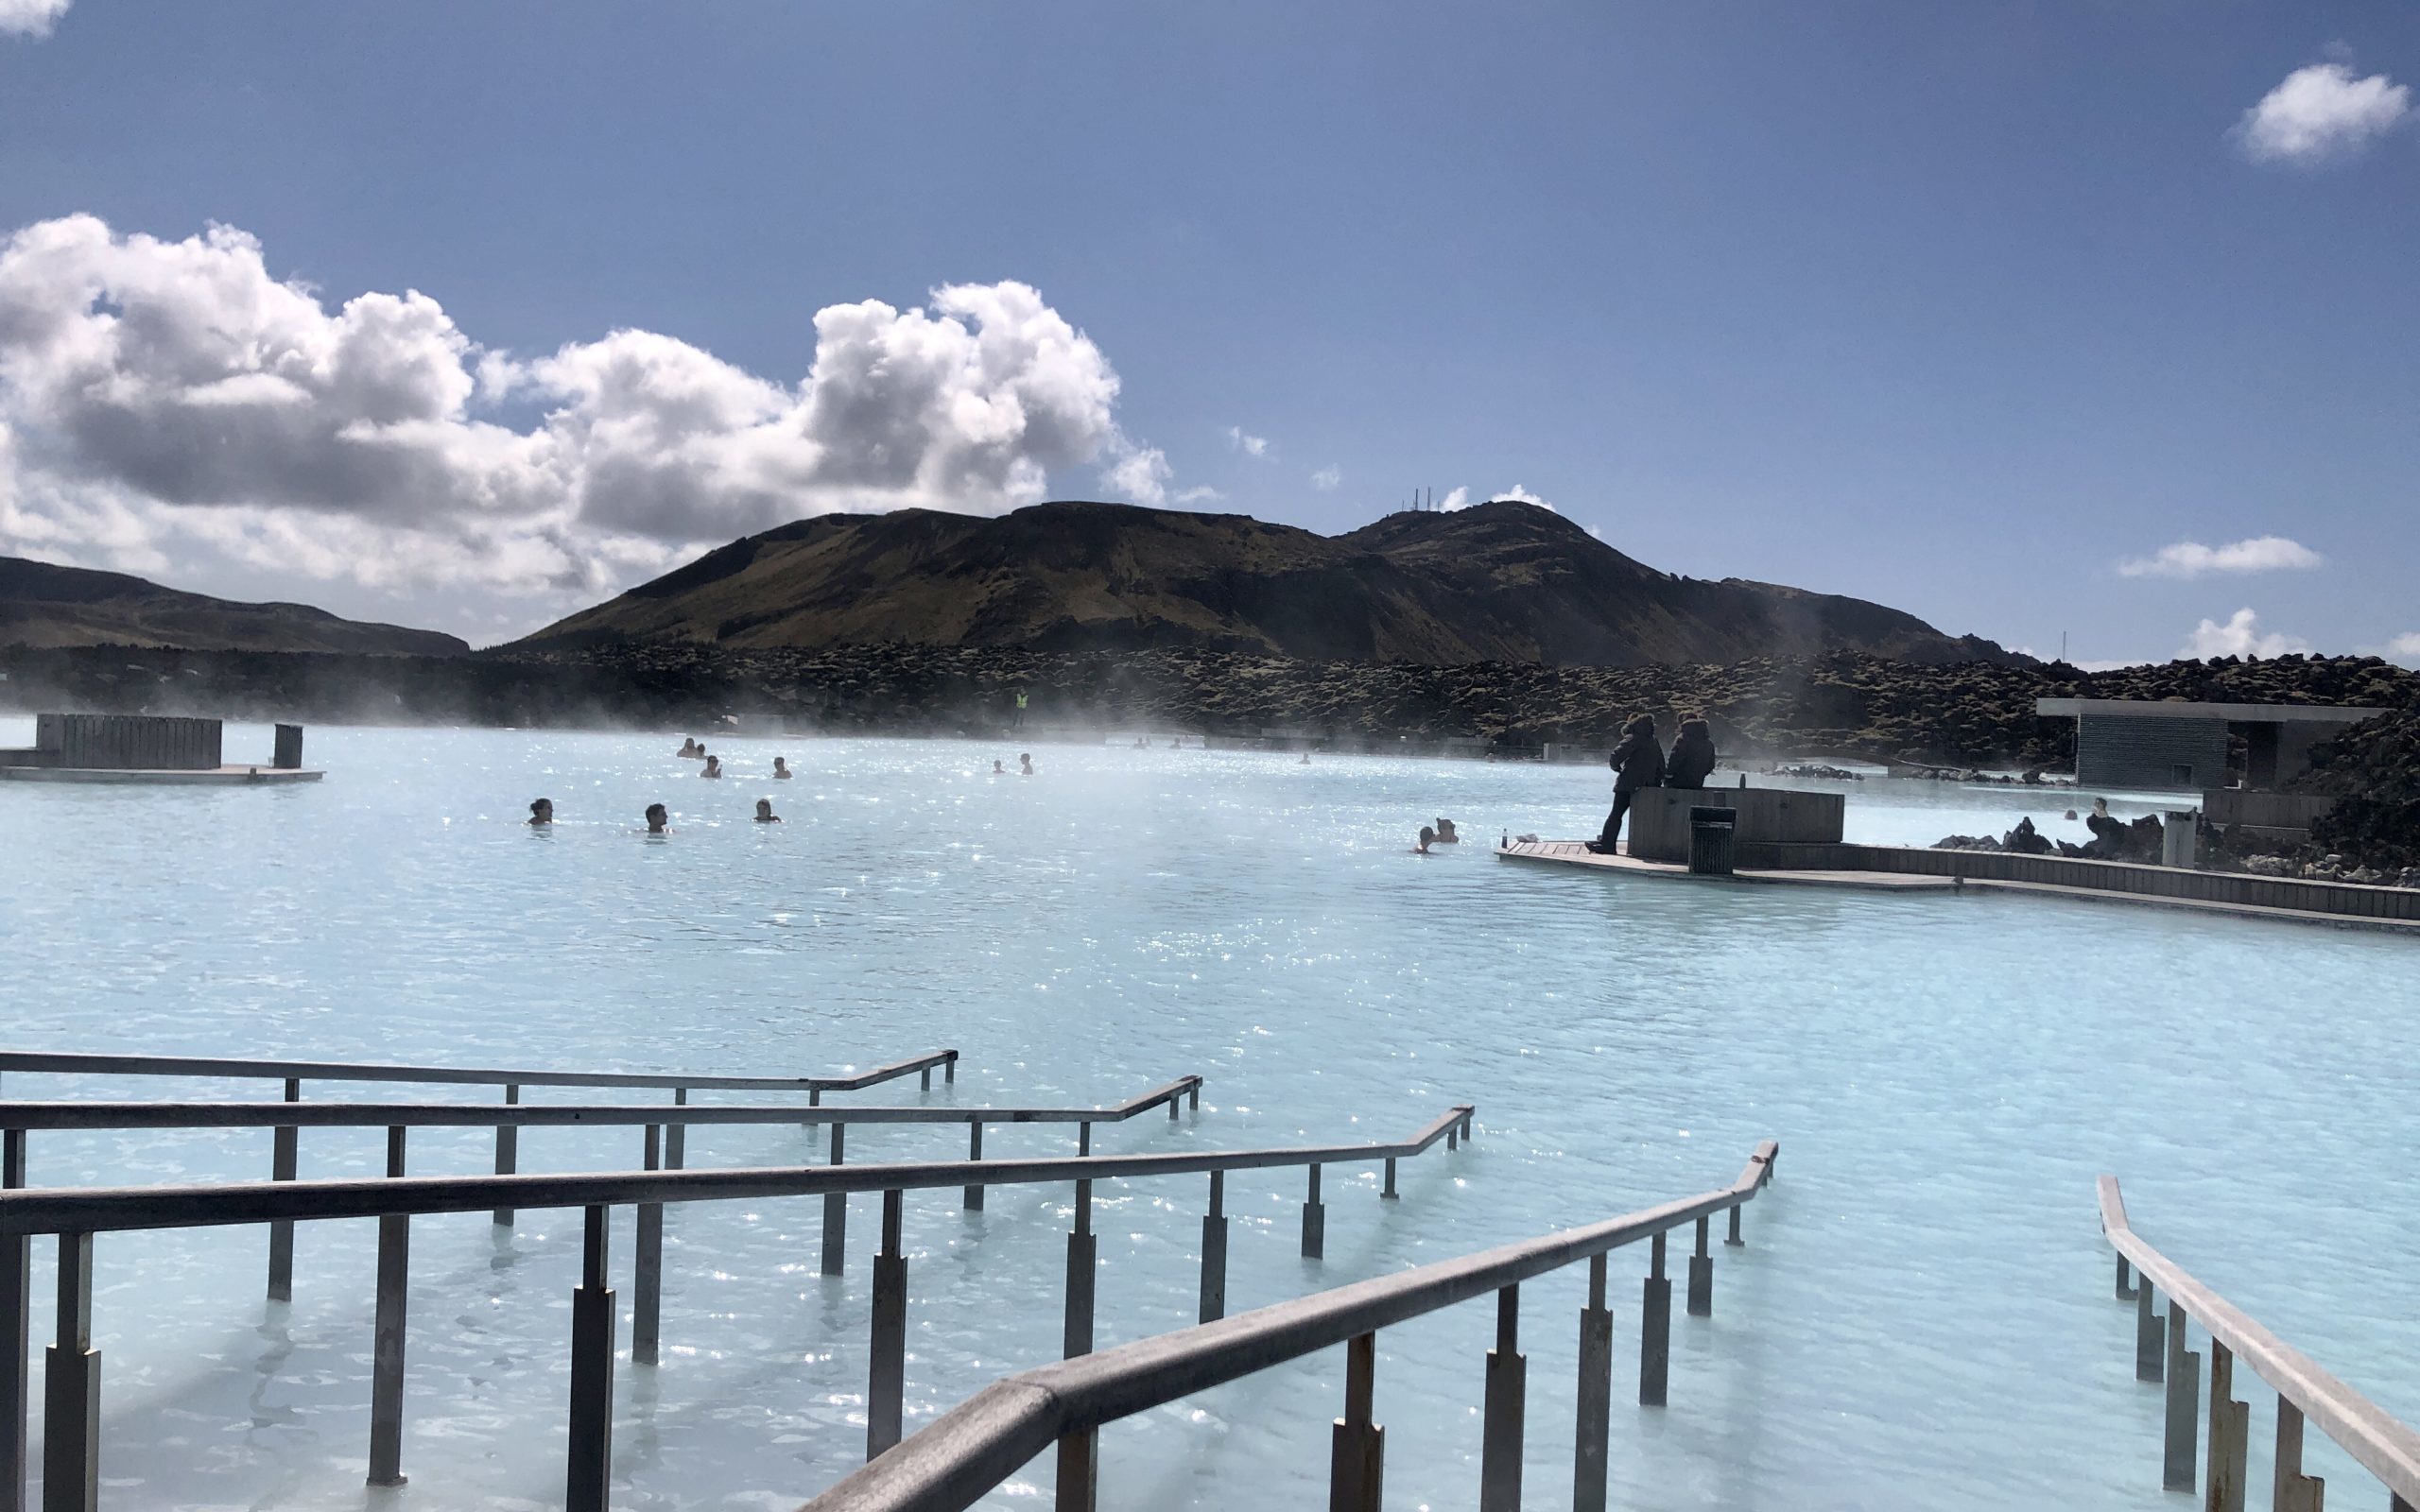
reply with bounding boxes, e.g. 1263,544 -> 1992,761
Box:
1666,714 -> 1717,791
1586,713 -> 1665,853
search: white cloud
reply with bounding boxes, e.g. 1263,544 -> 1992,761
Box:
2182,608 -> 2309,660
1310,464 -> 1341,492
1438,483 -> 1555,512
2117,535 -> 2323,578
1172,485 -> 1224,505
2236,62 -> 2411,165
0,214 -> 1171,615
2377,632 -> 2420,667
0,0 -> 69,38
1224,426 -> 1270,458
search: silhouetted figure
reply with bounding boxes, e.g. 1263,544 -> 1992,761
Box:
527,798 -> 554,827
701,755 -> 722,779
645,803 -> 670,834
678,738 -> 702,758
994,759 -> 1007,774
754,799 -> 782,823
1586,713 -> 1665,854
773,757 -> 792,780
1416,825 -> 1437,854
1433,817 -> 1460,843
1667,715 -> 1717,791
1019,752 -> 1034,776
1012,690 -> 1028,729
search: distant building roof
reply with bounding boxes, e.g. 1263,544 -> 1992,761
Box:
2034,697 -> 2386,723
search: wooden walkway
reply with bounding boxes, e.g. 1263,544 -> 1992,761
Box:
1495,838 -> 2420,936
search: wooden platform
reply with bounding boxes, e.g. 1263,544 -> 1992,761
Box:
0,765 -> 323,784
1495,838 -> 2420,936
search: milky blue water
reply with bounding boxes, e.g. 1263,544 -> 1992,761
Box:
1,720 -> 2414,1512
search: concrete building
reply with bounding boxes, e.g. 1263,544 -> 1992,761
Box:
2035,698 -> 2384,791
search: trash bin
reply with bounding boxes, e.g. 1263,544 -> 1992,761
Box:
1687,805 -> 1737,875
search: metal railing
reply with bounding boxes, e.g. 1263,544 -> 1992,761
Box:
807,1139 -> 1779,1512
2100,1176 -> 2420,1512
0,1104 -> 1474,1512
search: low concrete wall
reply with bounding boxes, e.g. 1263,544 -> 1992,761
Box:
1730,841 -> 2420,923
1627,785 -> 1846,865
2202,789 -> 2338,832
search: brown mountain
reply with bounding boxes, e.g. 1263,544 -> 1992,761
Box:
510,499 -> 2021,667
0,556 -> 469,656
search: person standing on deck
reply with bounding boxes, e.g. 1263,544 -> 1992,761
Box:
1012,689 -> 1028,729
1586,713 -> 1665,854
1666,714 -> 1718,791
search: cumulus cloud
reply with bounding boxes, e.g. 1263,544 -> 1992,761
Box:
2182,608 -> 2309,660
1438,483 -> 1556,512
0,0 -> 69,38
1172,485 -> 1224,505
2236,62 -> 2411,165
1310,465 -> 1341,492
0,214 -> 1171,618
2376,632 -> 2420,666
1224,426 -> 1270,458
2117,535 -> 2323,578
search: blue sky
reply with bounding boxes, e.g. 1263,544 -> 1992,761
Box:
0,2 -> 2414,662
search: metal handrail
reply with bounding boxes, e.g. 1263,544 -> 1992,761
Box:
2099,1177 -> 2420,1508
0,1076 -> 1202,1132
807,1139 -> 1779,1512
0,1105 -> 1471,1234
2,1104 -> 1478,1512
0,1045 -> 957,1093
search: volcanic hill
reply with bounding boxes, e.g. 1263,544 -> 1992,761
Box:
0,556 -> 470,656
513,500 -> 2020,667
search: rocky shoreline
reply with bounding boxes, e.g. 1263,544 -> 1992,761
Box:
4,641 -> 2414,769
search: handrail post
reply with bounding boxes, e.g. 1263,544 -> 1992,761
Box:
1199,1172 -> 1227,1324
1573,1252 -> 1613,1512
2135,1279 -> 2164,1383
43,1232 -> 96,1512
1302,1164 -> 1325,1260
1078,1123 -> 1091,1156
368,1126 -> 408,1486
1187,1079 -> 1200,1111
868,1190 -> 908,1459
268,1077 -> 300,1301
2164,1300 -> 2200,1493
492,1083 -> 520,1226
964,1122 -> 984,1211
1382,1157 -> 1397,1200
2116,1253 -> 2135,1300
1054,1426 -> 1098,1512
1478,1283 -> 1525,1512
1329,1331 -> 1383,1512
1725,1200 -> 1743,1247
821,1123 -> 847,1277
666,1086 -> 687,1172
2271,1400 -> 2322,1512
1686,1215 -> 1714,1316
804,1087 -> 821,1134
1064,1180 -> 1096,1359
2,1129 -> 26,1512
944,1053 -> 955,1085
1639,1231 -> 1670,1407
2206,1342 -> 2247,1512
634,1125 -> 664,1367
565,1205 -> 614,1512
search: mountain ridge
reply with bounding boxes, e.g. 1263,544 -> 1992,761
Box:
512,499 -> 2024,668
0,556 -> 471,657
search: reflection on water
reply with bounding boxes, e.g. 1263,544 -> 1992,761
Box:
1,723 -> 2414,1510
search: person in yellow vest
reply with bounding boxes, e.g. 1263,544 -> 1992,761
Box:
1013,689 -> 1028,729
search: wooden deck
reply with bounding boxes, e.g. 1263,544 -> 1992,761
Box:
0,765 -> 323,784
1495,838 -> 2420,935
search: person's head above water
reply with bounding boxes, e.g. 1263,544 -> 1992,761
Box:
754,798 -> 780,822
773,757 -> 790,775
644,803 -> 669,833
1417,825 -> 1436,853
1019,752 -> 1033,773
993,759 -> 1006,773
528,798 -> 553,826
701,755 -> 720,776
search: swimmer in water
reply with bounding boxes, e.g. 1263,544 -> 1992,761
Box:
754,798 -> 782,823
645,803 -> 670,834
994,759 -> 1007,774
1300,752 -> 1310,765
1433,817 -> 1459,843
701,754 -> 722,779
1415,825 -> 1436,854
1019,752 -> 1034,775
773,757 -> 792,780
678,738 -> 701,758
528,798 -> 554,827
